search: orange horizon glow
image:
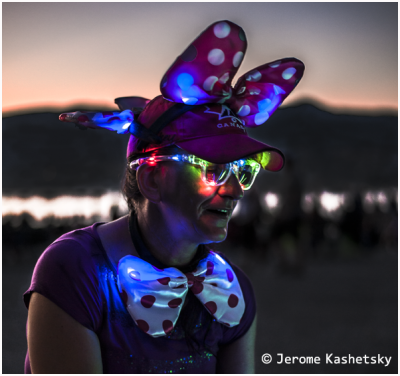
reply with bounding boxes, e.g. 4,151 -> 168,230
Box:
3,3 -> 398,118
3,95 -> 397,118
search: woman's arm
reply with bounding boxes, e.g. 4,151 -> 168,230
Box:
216,315 -> 257,374
27,292 -> 103,374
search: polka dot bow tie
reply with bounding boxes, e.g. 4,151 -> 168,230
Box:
117,251 -> 245,337
59,20 -> 304,132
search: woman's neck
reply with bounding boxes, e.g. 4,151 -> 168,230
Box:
136,203 -> 200,268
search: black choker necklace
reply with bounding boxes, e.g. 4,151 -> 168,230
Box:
128,211 -> 209,274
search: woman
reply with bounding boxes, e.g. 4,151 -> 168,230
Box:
24,20 -> 304,373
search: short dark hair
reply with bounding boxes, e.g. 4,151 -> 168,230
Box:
122,145 -> 184,213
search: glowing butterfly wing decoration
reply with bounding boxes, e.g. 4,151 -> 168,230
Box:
59,109 -> 134,134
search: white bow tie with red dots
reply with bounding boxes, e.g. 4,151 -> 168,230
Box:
117,251 -> 245,337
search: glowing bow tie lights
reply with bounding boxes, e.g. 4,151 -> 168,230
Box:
117,251 -> 245,337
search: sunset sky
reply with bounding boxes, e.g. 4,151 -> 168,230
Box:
3,2 -> 398,115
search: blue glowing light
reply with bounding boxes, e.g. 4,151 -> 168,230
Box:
129,270 -> 141,281
177,73 -> 194,91
282,67 -> 296,80
273,85 -> 286,95
215,254 -> 226,265
237,105 -> 250,116
182,97 -> 198,105
257,98 -> 272,113
254,112 -> 270,125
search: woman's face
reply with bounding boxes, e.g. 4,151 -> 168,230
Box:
154,151 -> 244,245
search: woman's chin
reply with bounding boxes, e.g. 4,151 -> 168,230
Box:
196,222 -> 229,244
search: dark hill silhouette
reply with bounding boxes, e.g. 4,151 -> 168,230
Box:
2,104 -> 397,197
248,104 -> 397,191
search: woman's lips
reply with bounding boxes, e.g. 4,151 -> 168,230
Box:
205,208 -> 231,219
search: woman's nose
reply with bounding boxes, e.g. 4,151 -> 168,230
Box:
217,172 -> 244,200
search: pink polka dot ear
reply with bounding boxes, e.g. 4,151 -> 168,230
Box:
159,20 -> 304,128
160,20 -> 247,105
230,57 -> 305,127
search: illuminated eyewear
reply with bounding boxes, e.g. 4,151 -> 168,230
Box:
129,154 -> 261,190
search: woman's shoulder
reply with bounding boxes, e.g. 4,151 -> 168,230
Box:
51,222 -> 106,253
30,223 -> 108,290
37,222 -> 105,263
24,223 -> 108,331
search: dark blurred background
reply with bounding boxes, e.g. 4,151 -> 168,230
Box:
3,104 -> 397,373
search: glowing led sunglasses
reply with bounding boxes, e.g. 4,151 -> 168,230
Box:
129,154 -> 261,190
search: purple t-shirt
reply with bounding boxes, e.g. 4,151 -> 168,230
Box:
23,223 -> 256,374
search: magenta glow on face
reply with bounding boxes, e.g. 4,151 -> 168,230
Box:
152,155 -> 245,244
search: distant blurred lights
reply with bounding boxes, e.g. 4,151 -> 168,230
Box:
362,192 -> 373,213
376,191 -> 388,204
363,190 -> 391,213
302,193 -> 315,213
2,192 -> 128,224
376,191 -> 389,212
319,192 -> 345,212
265,193 -> 279,209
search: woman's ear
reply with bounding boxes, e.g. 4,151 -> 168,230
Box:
136,165 -> 161,203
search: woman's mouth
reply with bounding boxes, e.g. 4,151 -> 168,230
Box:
205,208 -> 231,219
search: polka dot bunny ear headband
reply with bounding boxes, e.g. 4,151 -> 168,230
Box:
60,20 -> 305,172
160,20 -> 304,127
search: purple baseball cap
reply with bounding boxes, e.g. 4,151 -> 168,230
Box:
60,20 -> 305,173
125,95 -> 285,171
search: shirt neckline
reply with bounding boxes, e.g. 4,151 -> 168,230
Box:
91,222 -> 119,276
